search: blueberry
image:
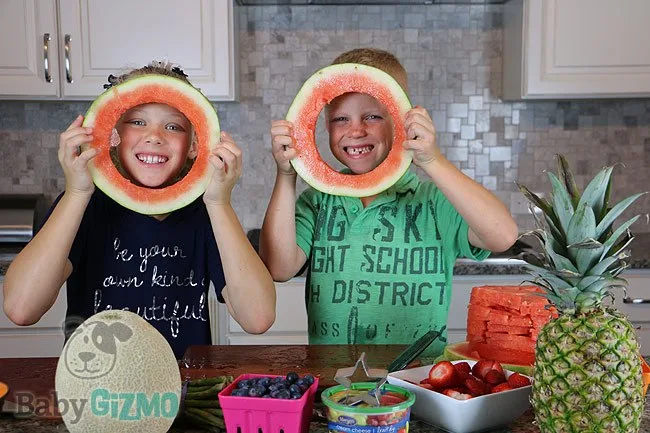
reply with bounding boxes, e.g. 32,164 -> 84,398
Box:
231,389 -> 247,397
303,374 -> 315,385
276,389 -> 291,399
248,386 -> 266,397
236,380 -> 250,389
289,384 -> 302,395
290,391 -> 302,399
286,372 -> 299,383
262,394 -> 273,398
295,378 -> 309,391
258,378 -> 272,388
272,376 -> 284,384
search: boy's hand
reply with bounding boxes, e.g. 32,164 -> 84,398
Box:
58,115 -> 98,197
403,106 -> 442,168
271,120 -> 297,176
203,132 -> 242,206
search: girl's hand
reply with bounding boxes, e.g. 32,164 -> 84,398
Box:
58,115 -> 99,197
203,132 -> 242,206
403,106 -> 443,168
271,120 -> 297,176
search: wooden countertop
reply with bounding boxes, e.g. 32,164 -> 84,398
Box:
1,346 -> 648,433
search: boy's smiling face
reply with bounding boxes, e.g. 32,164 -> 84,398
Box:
116,103 -> 196,188
327,92 -> 394,175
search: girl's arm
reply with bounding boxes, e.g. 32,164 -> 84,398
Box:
4,192 -> 89,325
4,115 -> 96,325
203,132 -> 276,334
206,203 -> 276,334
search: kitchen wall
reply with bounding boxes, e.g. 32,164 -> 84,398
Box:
1,4 -> 649,234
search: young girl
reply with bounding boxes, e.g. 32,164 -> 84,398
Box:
3,62 -> 276,358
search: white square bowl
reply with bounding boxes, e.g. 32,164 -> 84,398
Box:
386,360 -> 532,433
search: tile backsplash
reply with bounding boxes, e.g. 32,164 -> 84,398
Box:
1,4 -> 648,233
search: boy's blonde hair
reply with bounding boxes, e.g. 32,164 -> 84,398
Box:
332,48 -> 408,92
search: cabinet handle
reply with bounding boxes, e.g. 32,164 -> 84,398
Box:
64,34 -> 73,83
43,33 -> 52,83
623,297 -> 650,304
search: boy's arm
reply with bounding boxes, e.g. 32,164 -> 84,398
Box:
404,107 -> 518,252
4,115 -> 96,325
259,120 -> 307,282
422,158 -> 518,252
203,132 -> 276,334
259,172 -> 307,282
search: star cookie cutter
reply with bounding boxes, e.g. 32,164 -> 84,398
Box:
334,352 -> 388,407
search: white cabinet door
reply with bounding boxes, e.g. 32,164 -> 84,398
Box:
217,278 -> 309,345
0,0 -> 60,97
58,0 -> 237,100
504,0 -> 650,99
0,0 -> 237,100
0,280 -> 67,358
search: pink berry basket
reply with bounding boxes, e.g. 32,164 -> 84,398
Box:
218,373 -> 320,433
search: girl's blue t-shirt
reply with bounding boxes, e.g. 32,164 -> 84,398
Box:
47,190 -> 225,359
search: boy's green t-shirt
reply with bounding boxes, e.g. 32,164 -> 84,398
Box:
294,170 -> 489,358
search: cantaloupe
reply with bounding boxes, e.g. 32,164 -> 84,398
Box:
55,310 -> 181,433
286,63 -> 412,197
82,74 -> 220,215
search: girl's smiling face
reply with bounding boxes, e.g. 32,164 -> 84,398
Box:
327,92 -> 394,175
116,103 -> 196,188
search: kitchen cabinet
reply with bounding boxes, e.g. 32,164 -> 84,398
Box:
0,279 -> 66,357
214,278 -> 309,345
0,0 -> 237,101
503,0 -> 650,99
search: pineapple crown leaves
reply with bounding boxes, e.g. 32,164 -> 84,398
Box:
516,154 -> 648,313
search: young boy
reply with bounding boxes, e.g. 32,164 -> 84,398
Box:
260,48 -> 518,357
3,62 -> 276,359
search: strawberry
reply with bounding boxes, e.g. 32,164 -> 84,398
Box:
465,376 -> 489,396
428,361 -> 460,388
453,362 -> 472,380
484,369 -> 506,385
471,360 -> 504,380
491,382 -> 513,393
443,389 -> 473,400
507,372 -> 531,388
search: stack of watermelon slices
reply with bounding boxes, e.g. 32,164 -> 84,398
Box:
466,285 -> 557,366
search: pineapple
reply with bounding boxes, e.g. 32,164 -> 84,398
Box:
517,154 -> 646,433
